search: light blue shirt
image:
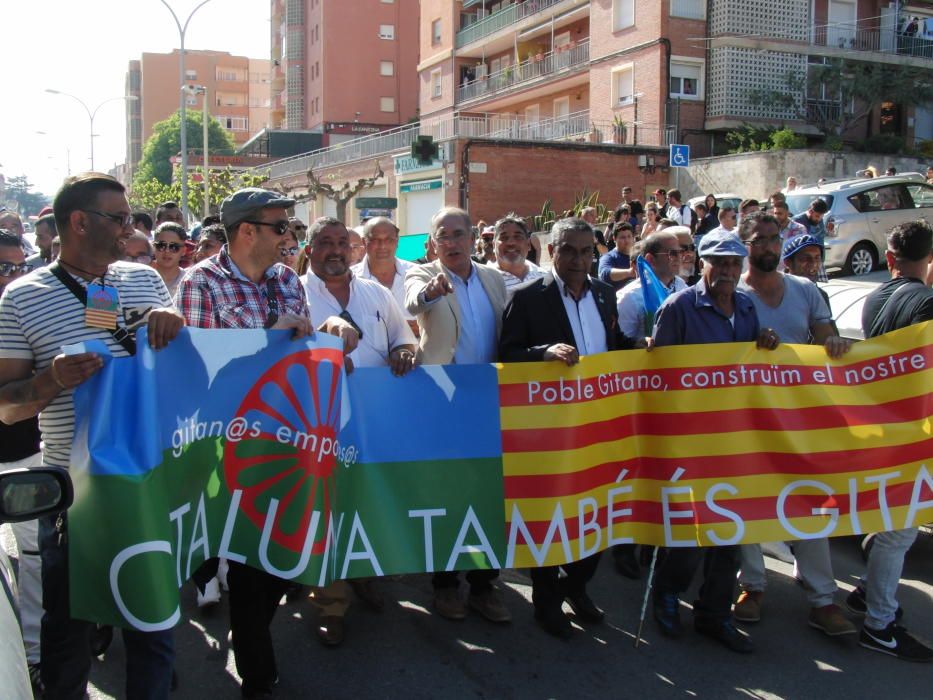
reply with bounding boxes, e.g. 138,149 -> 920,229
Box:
448,263 -> 497,364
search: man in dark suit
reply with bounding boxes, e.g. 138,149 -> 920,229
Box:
499,217 -> 637,638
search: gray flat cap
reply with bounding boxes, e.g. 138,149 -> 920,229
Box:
698,228 -> 747,258
220,188 -> 295,228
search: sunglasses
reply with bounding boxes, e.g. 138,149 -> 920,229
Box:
83,209 -> 134,228
243,219 -> 290,235
280,246 -> 300,257
154,241 -> 183,252
338,309 -> 364,340
0,261 -> 30,276
481,233 -> 495,242
680,244 -> 696,252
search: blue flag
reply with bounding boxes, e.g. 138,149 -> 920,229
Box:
636,255 -> 672,335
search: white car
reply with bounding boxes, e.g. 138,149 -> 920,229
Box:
785,175 -> 933,276
0,467 -> 73,700
687,192 -> 743,212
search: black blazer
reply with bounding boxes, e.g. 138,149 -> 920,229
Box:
499,273 -> 635,363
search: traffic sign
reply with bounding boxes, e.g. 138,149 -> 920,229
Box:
669,144 -> 690,168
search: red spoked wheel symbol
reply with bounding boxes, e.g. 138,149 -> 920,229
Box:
224,347 -> 344,553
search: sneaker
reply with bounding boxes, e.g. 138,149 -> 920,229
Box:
468,587 -> 511,623
433,587 -> 467,620
860,622 -> 933,661
733,590 -> 763,623
695,619 -> 755,653
197,577 -> 222,608
845,586 -> 903,621
808,604 -> 857,636
653,592 -> 684,638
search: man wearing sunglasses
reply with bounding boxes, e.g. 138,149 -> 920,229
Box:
176,188 -> 359,699
0,173 -> 185,699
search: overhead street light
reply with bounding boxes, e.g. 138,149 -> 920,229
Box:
44,89 -> 137,171
158,0 -> 215,226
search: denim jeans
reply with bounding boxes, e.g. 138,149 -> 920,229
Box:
739,538 -> 837,608
655,545 -> 740,623
863,528 -> 919,630
39,514 -> 175,700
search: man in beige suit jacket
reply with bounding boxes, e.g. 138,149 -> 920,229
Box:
403,206 -> 510,624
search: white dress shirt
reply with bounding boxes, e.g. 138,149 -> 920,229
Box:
351,256 -> 415,321
303,269 -> 416,368
552,272 -> 608,356
616,275 -> 687,338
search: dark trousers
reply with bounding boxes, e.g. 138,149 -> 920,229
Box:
654,545 -> 739,623
39,515 -> 174,700
227,560 -> 291,694
531,552 -> 602,612
432,568 -> 498,593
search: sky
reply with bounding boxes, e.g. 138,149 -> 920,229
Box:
2,0 -> 271,197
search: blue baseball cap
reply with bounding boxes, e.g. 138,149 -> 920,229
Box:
697,228 -> 747,258
782,233 -> 824,261
220,188 -> 295,228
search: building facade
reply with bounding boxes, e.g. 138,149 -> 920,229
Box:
125,50 -> 271,178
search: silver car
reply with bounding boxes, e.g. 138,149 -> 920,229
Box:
786,175 -> 933,276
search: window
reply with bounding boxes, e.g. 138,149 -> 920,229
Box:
431,69 -> 442,98
670,58 -> 703,99
613,0 -> 634,31
907,184 -> 933,209
432,19 -> 442,44
380,96 -> 395,112
380,60 -> 394,76
379,24 -> 395,40
219,116 -> 248,131
670,0 -> 706,20
611,64 -> 634,106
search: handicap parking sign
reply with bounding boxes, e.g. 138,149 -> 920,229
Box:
669,144 -> 690,168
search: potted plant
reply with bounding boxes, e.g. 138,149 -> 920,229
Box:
588,124 -> 602,143
612,115 -> 628,144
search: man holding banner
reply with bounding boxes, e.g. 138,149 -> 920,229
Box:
650,227 -> 780,653
176,188 -> 360,698
500,217 -> 636,638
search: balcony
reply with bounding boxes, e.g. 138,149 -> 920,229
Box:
457,39 -> 589,104
456,0 -> 570,49
805,98 -> 843,124
812,21 -> 933,59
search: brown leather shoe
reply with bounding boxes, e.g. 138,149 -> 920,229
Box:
350,579 -> 385,612
317,615 -> 345,647
468,587 -> 511,623
433,587 -> 467,620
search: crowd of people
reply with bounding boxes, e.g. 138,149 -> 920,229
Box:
0,172 -> 931,700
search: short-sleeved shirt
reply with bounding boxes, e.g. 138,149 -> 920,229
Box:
739,273 -> 831,344
303,270 -> 415,368
862,277 -> 933,338
351,256 -> 415,321
176,246 -> 308,329
653,279 -> 760,347
0,263 -> 173,468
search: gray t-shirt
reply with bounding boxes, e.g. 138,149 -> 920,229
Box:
739,273 -> 831,343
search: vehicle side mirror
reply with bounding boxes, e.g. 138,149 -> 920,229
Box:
0,467 -> 73,523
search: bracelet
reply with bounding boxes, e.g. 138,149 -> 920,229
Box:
50,362 -> 68,390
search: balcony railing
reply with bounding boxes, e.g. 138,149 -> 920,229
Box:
806,99 -> 843,124
457,39 -> 589,104
257,108 -> 675,180
810,19 -> 933,59
456,0 -> 570,48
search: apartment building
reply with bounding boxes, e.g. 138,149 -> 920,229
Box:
269,0 -> 420,145
125,50 -> 271,177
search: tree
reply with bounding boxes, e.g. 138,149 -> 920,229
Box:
129,166 -> 269,216
1,175 -> 50,217
276,162 -> 384,225
133,110 -> 237,186
749,59 -> 933,142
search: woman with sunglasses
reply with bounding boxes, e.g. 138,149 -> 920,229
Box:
152,222 -> 187,299
279,229 -> 301,272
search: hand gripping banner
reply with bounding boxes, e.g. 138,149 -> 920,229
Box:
68,324 -> 931,629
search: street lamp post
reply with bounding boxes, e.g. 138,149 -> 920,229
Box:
158,0 -> 214,227
184,85 -> 210,218
44,90 -> 137,171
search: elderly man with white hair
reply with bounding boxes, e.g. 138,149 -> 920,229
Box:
351,216 -> 417,334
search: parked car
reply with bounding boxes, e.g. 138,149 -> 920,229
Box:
0,466 -> 73,700
818,278 -> 880,340
687,192 -> 743,213
786,175 -> 933,276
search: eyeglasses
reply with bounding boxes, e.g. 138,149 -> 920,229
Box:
154,241 -> 183,253
434,230 -> 469,246
664,248 -> 683,258
338,309 -> 364,340
83,209 -> 134,228
746,235 -> 782,248
243,219 -> 290,235
292,224 -> 307,230
481,233 -> 494,242
680,244 -> 696,252
0,261 -> 30,276
124,254 -> 153,264
280,246 -> 300,257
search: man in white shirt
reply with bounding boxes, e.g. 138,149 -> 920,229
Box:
617,230 -> 687,340
666,189 -> 693,231
489,214 -> 543,298
350,216 -> 417,335
302,216 -> 416,647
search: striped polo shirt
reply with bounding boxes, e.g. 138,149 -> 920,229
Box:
0,262 -> 172,469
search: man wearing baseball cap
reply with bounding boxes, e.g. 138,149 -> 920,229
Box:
176,188 -> 359,698
650,227 -> 780,654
